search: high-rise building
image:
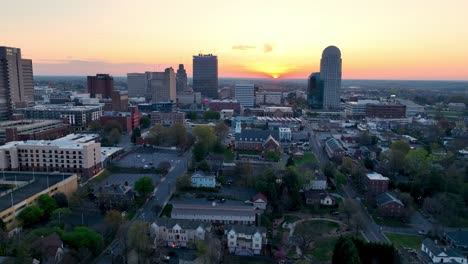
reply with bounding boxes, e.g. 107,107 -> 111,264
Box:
307,72 -> 324,109
87,74 -> 114,99
235,84 -> 255,108
320,46 -> 342,110
0,46 -> 35,120
148,68 -> 176,103
193,54 -> 218,99
176,64 -> 188,93
127,73 -> 147,98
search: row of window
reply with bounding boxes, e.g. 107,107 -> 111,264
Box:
18,149 -> 82,155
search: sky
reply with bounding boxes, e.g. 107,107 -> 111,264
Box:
1,0 -> 468,80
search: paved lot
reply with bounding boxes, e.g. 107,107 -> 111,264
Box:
113,151 -> 180,169
96,173 -> 160,188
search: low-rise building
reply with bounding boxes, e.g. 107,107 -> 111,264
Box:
220,109 -> 234,120
209,99 -> 241,114
278,127 -> 292,142
255,91 -> 282,106
0,119 -> 70,144
304,171 -> 328,190
324,137 -> 345,160
191,171 -> 216,188
304,190 -> 336,206
171,203 -> 257,225
366,103 -> 406,119
364,172 -> 389,198
444,231 -> 468,253
263,107 -> 294,118
151,111 -> 186,125
234,129 -> 280,152
226,225 -> 267,256
345,100 -> 380,118
150,218 -> 207,248
376,192 -> 404,217
247,193 -> 268,210
447,103 -> 466,111
137,102 -> 174,113
421,238 -> 467,264
0,172 -> 77,230
177,91 -> 202,106
99,107 -> 141,134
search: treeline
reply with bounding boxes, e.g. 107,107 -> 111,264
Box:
332,236 -> 398,264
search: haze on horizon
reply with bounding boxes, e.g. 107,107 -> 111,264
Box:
2,0 -> 468,80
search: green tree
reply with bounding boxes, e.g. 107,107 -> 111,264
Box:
341,157 -> 353,174
172,123 -> 189,149
88,121 -> 102,132
404,148 -> 432,178
176,175 -> 191,191
103,120 -> 123,134
130,127 -> 141,143
203,110 -> 220,120
332,237 -> 362,264
139,116 -> 151,129
107,128 -> 121,146
53,192 -> 68,208
193,125 -> 216,148
104,210 -> 123,236
364,157 -> 374,170
134,176 -> 155,197
390,140 -> 410,155
186,111 -> 198,120
214,121 -> 229,139
38,194 -> 58,218
266,151 -> 280,162
193,142 -> 208,162
62,226 -> 102,254
17,206 -> 44,226
286,157 -> 295,167
127,221 -> 151,259
51,208 -> 72,225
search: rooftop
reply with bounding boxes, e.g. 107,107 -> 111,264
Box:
172,203 -> 256,217
0,172 -> 76,213
21,104 -> 103,111
366,172 -> 389,181
0,119 -> 66,131
445,230 -> 468,247
376,192 -> 404,207
152,218 -> 206,230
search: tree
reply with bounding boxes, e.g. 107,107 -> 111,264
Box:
53,192 -> 68,208
266,151 -> 280,162
104,210 -> 123,236
62,226 -> 102,254
172,123 -> 189,149
17,206 -> 44,226
214,122 -> 229,140
51,208 -> 72,225
390,141 -> 410,155
404,148 -> 432,178
103,120 -> 123,134
341,157 -> 353,174
130,127 -> 141,143
196,234 -> 221,264
332,237 -> 362,264
38,194 -> 58,218
134,176 -> 155,197
193,142 -> 208,162
203,110 -> 220,120
88,121 -> 102,132
127,221 -> 151,259
176,175 -> 192,191
292,222 -> 327,253
364,157 -> 374,170
140,116 -> 151,129
286,157 -> 295,167
186,111 -> 198,120
107,128 -> 121,146
193,125 -> 216,148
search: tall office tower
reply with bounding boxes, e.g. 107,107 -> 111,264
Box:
307,72 -> 324,109
87,74 -> 114,99
193,54 -> 218,99
176,64 -> 188,93
0,46 -> 35,120
127,73 -> 147,98
320,46 -> 342,110
148,68 -> 176,103
235,84 -> 255,108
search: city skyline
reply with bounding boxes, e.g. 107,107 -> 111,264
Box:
1,0 -> 468,80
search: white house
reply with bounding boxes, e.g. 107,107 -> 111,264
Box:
421,238 -> 467,264
191,171 -> 216,188
150,218 -> 207,248
246,193 -> 268,210
278,127 -> 292,142
226,225 -> 267,256
304,171 -> 327,191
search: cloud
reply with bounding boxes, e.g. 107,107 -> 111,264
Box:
232,45 -> 256,51
263,43 -> 274,53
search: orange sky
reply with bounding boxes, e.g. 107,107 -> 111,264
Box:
1,0 -> 468,80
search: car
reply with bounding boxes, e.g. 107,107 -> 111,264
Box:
144,165 -> 149,169
418,230 -> 428,235
137,155 -> 141,158
218,198 -> 226,203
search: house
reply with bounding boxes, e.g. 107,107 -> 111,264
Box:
150,218 -> 207,248
375,192 -> 404,217
278,127 -> 292,142
191,171 -> 216,188
225,225 -> 267,256
205,153 -> 224,174
95,183 -> 135,211
32,233 -> 64,264
420,238 -> 467,264
171,203 -> 257,225
247,193 -> 268,210
262,135 -> 281,156
304,190 -> 336,206
304,171 -> 327,190
444,231 -> 468,253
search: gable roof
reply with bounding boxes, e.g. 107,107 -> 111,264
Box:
153,218 -> 206,230
191,171 -> 215,179
445,230 -> 468,247
422,238 -> 465,258
235,129 -> 279,142
251,193 -> 268,203
262,135 -> 280,148
225,224 -> 266,235
376,192 -> 404,207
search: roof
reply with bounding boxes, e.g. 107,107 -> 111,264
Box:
172,203 -> 256,217
366,172 -> 389,181
235,129 -> 279,142
33,233 -> 62,258
324,137 -> 344,152
0,119 -> 67,132
422,238 -> 465,258
191,171 -> 215,179
0,172 -> 77,213
20,104 -> 103,111
304,190 -> 334,201
445,231 -> 468,247
376,192 -> 404,207
251,193 -> 268,203
225,224 -> 266,235
152,218 -> 206,230
262,135 -> 280,148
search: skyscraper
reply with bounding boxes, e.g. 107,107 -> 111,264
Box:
147,68 -> 176,103
87,74 -> 114,99
235,84 -> 255,108
176,64 -> 188,93
127,73 -> 147,98
0,46 -> 35,120
307,72 -> 324,109
193,54 -> 218,99
320,46 -> 342,110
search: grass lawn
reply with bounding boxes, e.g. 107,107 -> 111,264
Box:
299,220 -> 339,234
283,214 -> 302,224
295,153 -> 317,165
385,232 -> 422,250
309,237 -> 337,262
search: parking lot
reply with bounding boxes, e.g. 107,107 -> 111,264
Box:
113,150 -> 181,169
96,173 -> 160,189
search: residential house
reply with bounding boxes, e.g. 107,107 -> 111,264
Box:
225,225 -> 267,256
191,171 -> 216,188
421,238 -> 467,264
95,183 -> 135,211
304,171 -> 327,190
150,218 -> 207,248
247,193 -> 268,210
32,233 -> 64,264
304,190 -> 336,206
376,192 -> 404,217
444,231 -> 468,253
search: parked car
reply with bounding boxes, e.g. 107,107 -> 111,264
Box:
418,230 -> 428,235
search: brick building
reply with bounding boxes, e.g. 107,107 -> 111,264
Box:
87,74 -> 114,99
364,172 -> 389,198
366,103 -> 406,119
151,111 -> 186,125
208,99 -> 241,114
0,119 -> 70,144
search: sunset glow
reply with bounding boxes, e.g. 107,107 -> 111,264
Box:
1,0 -> 468,80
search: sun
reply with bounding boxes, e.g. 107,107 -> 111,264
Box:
272,74 -> 279,79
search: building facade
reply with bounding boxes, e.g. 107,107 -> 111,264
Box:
366,103 -> 406,119
87,74 -> 114,99
191,171 -> 216,188
320,46 -> 342,110
127,73 -> 147,98
193,54 -> 218,99
0,46 -> 35,120
255,91 -> 282,106
150,111 -> 186,125
148,68 -> 176,103
235,84 -> 255,108
111,90 -> 129,112
307,72 -> 324,109
171,203 -> 257,225
150,218 -> 207,248
0,119 -> 71,144
176,64 -> 188,93
365,172 -> 389,198
209,99 -> 241,114
226,225 -> 267,256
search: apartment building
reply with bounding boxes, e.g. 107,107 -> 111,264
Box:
364,172 -> 389,198
150,111 -> 186,125
0,119 -> 70,144
226,225 -> 267,256
150,218 -> 207,248
0,135 -> 102,178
